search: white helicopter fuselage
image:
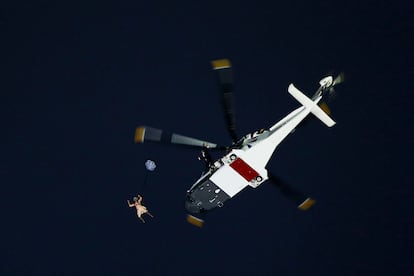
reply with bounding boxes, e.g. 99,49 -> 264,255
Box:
185,77 -> 336,213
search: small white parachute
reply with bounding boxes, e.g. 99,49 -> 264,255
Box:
145,159 -> 157,171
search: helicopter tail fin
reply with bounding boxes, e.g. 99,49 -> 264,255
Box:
288,84 -> 336,127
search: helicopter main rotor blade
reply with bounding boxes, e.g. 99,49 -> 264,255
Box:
211,59 -> 238,144
268,173 -> 315,211
135,126 -> 225,150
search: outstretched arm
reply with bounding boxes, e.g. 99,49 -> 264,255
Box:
137,195 -> 143,204
127,200 -> 134,207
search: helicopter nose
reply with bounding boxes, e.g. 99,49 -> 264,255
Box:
185,199 -> 202,214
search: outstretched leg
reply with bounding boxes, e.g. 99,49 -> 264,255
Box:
137,213 -> 146,223
146,212 -> 154,218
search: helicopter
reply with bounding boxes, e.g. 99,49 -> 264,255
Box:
134,59 -> 344,216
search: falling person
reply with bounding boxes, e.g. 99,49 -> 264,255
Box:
127,195 -> 153,223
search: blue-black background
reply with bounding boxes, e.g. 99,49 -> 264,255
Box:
2,1 -> 413,275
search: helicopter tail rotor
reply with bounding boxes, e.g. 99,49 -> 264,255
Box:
322,72 -> 345,102
268,173 -> 316,211
324,72 -> 345,104
298,72 -> 344,129
332,72 -> 345,87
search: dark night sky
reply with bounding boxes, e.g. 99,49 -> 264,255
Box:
1,1 -> 413,275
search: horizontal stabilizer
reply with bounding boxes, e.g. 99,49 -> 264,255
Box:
288,84 -> 336,127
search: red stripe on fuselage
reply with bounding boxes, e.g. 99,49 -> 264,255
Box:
229,158 -> 259,182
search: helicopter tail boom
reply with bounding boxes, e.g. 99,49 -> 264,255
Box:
288,84 -> 336,127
